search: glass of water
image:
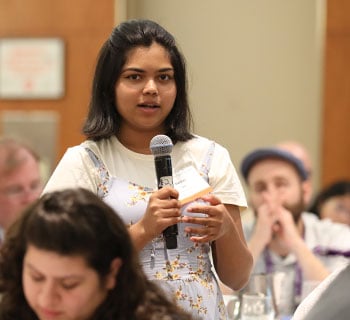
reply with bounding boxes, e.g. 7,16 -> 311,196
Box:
240,292 -> 275,320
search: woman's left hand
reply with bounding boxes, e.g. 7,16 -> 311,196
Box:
181,194 -> 232,243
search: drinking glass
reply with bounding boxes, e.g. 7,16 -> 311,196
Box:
224,293 -> 241,320
243,272 -> 295,318
240,292 -> 275,320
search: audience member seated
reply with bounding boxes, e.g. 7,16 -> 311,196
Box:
0,188 -> 193,320
239,147 -> 350,318
0,137 -> 42,241
292,263 -> 350,320
241,140 -> 314,225
308,180 -> 350,226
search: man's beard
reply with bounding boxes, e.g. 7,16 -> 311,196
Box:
252,192 -> 306,225
283,194 -> 305,224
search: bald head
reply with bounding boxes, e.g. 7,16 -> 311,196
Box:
0,137 -> 40,175
276,140 -> 313,206
276,141 -> 312,179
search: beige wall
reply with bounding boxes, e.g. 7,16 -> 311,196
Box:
116,0 -> 326,192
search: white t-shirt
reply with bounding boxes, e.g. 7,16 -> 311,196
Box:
43,135 -> 247,208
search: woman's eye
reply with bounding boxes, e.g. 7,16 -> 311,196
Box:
126,74 -> 141,80
31,275 -> 44,282
159,74 -> 172,81
62,282 -> 79,290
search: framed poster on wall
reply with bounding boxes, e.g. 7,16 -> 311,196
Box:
0,38 -> 65,99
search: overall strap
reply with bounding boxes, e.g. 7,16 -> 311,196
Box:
84,147 -> 111,198
199,140 -> 216,182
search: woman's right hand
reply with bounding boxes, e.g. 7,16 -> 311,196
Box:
135,186 -> 182,244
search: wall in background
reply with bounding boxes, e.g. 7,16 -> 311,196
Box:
322,0 -> 350,185
125,0 -> 326,192
0,0 -> 114,171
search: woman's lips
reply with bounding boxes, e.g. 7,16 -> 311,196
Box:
39,308 -> 63,318
137,103 -> 160,108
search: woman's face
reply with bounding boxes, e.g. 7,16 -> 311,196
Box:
320,194 -> 350,226
23,245 -> 118,320
115,42 -> 177,138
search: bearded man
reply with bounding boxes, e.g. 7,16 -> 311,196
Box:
240,147 -> 350,317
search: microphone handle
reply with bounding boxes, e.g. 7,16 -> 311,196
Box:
154,155 -> 178,249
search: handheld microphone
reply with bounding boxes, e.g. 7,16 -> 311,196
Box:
150,134 -> 178,249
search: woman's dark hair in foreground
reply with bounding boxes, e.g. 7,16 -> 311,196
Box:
0,188 -> 193,320
309,180 -> 350,218
83,19 -> 193,143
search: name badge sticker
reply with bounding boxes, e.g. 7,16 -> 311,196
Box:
174,166 -> 213,205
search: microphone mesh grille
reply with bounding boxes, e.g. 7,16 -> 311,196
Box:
149,135 -> 173,156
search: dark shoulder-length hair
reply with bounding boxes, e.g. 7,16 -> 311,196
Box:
308,180 -> 350,218
0,188 -> 193,320
83,19 -> 194,143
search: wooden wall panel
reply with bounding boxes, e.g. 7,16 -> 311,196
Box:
322,0 -> 350,186
326,0 -> 350,33
0,0 -> 114,164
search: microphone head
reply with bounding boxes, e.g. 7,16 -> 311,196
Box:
150,135 -> 173,156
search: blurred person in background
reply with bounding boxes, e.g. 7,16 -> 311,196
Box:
240,147 -> 350,317
292,262 -> 350,320
241,140 -> 313,225
0,137 -> 42,240
308,180 -> 350,226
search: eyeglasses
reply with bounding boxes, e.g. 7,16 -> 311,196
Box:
325,198 -> 350,216
0,182 -> 42,199
334,202 -> 350,215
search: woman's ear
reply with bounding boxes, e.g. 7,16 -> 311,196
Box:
105,257 -> 122,289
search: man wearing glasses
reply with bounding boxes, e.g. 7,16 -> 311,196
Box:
0,137 -> 42,240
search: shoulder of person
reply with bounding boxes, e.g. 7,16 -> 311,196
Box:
80,137 -> 116,156
302,264 -> 350,320
293,264 -> 348,320
177,134 -> 228,155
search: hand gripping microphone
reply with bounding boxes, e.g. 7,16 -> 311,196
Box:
150,134 -> 178,249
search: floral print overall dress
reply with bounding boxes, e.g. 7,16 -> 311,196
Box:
85,141 -> 228,320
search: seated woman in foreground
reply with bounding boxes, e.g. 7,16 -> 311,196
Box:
0,188 -> 193,320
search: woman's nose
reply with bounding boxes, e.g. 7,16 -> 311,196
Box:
38,283 -> 59,308
143,79 -> 158,95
